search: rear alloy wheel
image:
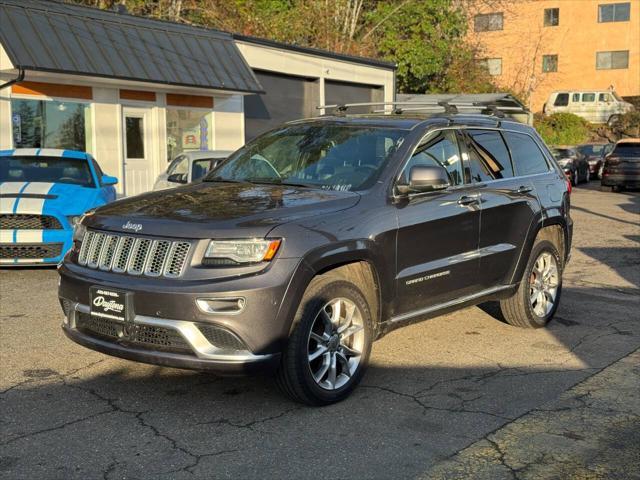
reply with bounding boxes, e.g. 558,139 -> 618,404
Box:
276,277 -> 372,405
500,240 -> 562,328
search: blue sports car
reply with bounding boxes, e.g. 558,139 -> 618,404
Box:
0,148 -> 118,266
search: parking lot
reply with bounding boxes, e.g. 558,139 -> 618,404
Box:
1,183 -> 638,479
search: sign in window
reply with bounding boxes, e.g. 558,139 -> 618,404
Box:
596,50 -> 629,69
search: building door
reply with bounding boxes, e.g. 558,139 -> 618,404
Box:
122,107 -> 152,196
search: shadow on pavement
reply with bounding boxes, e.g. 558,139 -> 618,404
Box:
1,284 -> 638,479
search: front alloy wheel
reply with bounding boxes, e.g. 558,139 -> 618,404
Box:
307,298 -> 365,390
276,277 -> 373,405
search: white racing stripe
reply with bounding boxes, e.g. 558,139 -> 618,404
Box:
0,230 -> 14,242
14,148 -> 39,156
14,183 -> 55,214
0,182 -> 28,213
15,230 -> 44,243
37,149 -> 64,157
0,258 -> 45,264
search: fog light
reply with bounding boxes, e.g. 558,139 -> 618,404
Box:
196,297 -> 246,314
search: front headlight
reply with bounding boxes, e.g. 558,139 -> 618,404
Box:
204,239 -> 281,265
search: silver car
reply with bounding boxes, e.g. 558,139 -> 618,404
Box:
153,150 -> 232,191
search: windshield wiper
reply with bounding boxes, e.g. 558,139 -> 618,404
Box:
248,178 -> 316,189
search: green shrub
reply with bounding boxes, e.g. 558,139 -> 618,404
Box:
534,113 -> 590,146
617,110 -> 640,137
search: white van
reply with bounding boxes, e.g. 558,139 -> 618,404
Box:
544,90 -> 634,125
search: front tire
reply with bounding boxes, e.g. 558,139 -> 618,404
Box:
500,240 -> 562,328
276,276 -> 373,405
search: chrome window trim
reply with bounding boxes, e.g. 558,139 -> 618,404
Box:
391,125 -> 556,200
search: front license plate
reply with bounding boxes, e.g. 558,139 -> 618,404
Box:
90,286 -> 131,322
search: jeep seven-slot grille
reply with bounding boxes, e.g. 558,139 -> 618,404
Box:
78,230 -> 191,277
0,214 -> 62,230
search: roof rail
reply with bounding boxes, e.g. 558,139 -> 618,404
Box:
317,100 -> 527,119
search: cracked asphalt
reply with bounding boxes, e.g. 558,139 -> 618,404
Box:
1,183 -> 639,479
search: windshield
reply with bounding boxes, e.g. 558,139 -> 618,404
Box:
612,144 -> 640,157
577,145 -> 607,156
0,156 -> 94,187
205,124 -> 407,191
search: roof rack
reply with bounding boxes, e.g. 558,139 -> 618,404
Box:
316,100 -> 527,118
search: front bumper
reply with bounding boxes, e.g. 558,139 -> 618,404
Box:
61,300 -> 281,374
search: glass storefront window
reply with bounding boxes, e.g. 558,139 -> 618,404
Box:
166,109 -> 213,161
11,98 -> 91,152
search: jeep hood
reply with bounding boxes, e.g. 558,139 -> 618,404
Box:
87,182 -> 360,238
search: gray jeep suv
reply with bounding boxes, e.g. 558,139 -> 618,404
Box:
58,109 -> 572,405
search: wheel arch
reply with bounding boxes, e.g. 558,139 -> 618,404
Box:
510,216 -> 570,285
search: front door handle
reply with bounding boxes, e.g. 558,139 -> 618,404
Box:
513,185 -> 533,194
458,194 -> 480,206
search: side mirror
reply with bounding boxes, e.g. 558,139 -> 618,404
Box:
167,173 -> 187,184
398,166 -> 450,194
101,175 -> 118,186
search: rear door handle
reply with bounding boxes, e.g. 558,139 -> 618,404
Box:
458,194 -> 480,206
513,185 -> 533,194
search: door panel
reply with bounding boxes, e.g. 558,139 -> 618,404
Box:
395,188 -> 481,314
123,108 -> 152,196
394,129 -> 481,315
468,130 -> 544,288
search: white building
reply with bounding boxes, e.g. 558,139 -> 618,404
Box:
0,0 -> 395,196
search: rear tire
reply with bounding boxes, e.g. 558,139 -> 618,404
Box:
500,240 -> 563,328
276,276 -> 373,406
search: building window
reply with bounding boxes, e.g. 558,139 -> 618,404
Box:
542,55 -> 558,72
166,109 -> 213,161
596,50 -> 629,69
544,8 -> 560,26
474,13 -> 503,32
479,58 -> 502,75
598,2 -> 630,22
11,98 -> 91,151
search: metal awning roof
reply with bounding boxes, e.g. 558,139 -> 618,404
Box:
0,0 -> 263,94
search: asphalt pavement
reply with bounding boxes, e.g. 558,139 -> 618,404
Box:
1,182 -> 639,479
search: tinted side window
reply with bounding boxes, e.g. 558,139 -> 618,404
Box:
554,93 -> 569,106
504,132 -> 549,176
404,130 -> 463,186
466,130 -> 514,179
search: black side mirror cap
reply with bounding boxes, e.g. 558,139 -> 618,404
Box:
397,165 -> 450,194
167,173 -> 187,184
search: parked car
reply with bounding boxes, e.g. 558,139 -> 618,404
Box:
576,143 -> 614,180
58,111 -> 572,405
0,148 -> 117,266
153,150 -> 232,190
601,138 -> 640,192
543,90 -> 634,125
551,146 -> 589,185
